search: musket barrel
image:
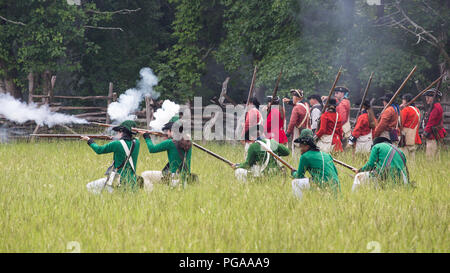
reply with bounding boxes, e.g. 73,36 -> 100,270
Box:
332,158 -> 357,173
322,66 -> 343,114
192,142 -> 235,167
355,72 -> 374,124
405,74 -> 444,107
30,134 -> 113,140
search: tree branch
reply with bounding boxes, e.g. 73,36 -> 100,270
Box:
0,15 -> 26,26
86,8 -> 141,15
84,25 -> 124,31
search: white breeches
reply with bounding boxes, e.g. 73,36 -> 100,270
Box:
355,133 -> 372,153
291,178 -> 310,199
235,168 -> 248,182
244,142 -> 251,160
86,178 -> 113,194
352,171 -> 408,192
141,170 -> 180,188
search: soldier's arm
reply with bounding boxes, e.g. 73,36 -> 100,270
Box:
275,142 -> 290,156
292,154 -> 307,178
237,143 -> 258,169
144,137 -> 173,153
360,146 -> 379,172
88,140 -> 118,155
286,107 -> 299,135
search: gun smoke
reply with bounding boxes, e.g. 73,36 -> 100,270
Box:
0,93 -> 87,127
149,100 -> 180,132
107,67 -> 160,122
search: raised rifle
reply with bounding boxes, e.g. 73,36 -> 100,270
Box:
240,66 -> 258,136
267,67 -> 283,114
321,66 -> 343,115
30,134 -> 113,140
353,72 -> 374,126
378,66 -> 417,122
404,74 -> 444,108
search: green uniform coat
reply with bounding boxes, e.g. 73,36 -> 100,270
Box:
144,138 -> 192,175
292,150 -> 340,191
238,138 -> 290,173
360,142 -> 408,183
89,138 -> 140,187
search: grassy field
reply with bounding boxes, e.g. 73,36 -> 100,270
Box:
0,139 -> 448,253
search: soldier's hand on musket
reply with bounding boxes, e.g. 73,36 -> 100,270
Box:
80,136 -> 90,141
282,98 -> 290,103
231,163 -> 239,169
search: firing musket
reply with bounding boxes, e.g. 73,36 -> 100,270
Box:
321,66 -> 343,115
267,67 -> 283,114
378,66 -> 417,122
332,158 -> 357,173
353,72 -> 374,126
404,74 -> 444,108
91,122 -> 236,167
30,134 -> 113,140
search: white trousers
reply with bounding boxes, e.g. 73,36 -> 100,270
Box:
141,170 -> 180,188
86,178 -> 114,194
235,168 -> 248,182
355,133 -> 372,153
291,178 -> 310,199
352,171 -> 408,191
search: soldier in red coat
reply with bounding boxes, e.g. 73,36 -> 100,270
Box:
373,93 -> 401,145
283,89 -> 311,157
399,93 -> 422,159
264,96 -> 288,144
334,86 -> 351,146
423,89 -> 447,159
315,98 -> 343,152
348,100 -> 377,153
242,97 -> 263,158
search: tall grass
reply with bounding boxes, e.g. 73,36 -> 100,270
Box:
0,140 -> 448,252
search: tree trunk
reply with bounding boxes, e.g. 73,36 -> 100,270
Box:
0,79 -> 6,94
0,60 -> 22,99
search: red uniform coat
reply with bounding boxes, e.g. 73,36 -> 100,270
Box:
352,112 -> 371,138
425,102 -> 447,140
373,106 -> 399,138
336,98 -> 350,124
264,108 -> 288,144
401,106 -> 422,144
316,111 -> 343,152
287,102 -> 310,135
242,107 -> 263,142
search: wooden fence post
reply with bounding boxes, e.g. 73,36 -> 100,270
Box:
106,82 -> 113,124
145,96 -> 153,129
28,72 -> 34,104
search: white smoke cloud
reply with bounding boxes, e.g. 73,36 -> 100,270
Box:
107,67 -> 159,122
149,100 -> 180,132
0,93 -> 87,127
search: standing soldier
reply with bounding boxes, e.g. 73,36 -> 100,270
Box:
264,96 -> 288,144
399,93 -> 422,159
373,93 -> 401,145
139,119 -> 193,188
291,129 -> 340,199
348,100 -> 377,153
423,88 -> 447,159
307,94 -> 323,133
82,120 -> 142,194
352,137 -> 409,191
232,125 -> 290,182
334,86 -> 351,146
282,89 -> 311,156
242,97 -> 263,158
315,98 -> 343,153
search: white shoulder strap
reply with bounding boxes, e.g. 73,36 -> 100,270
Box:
256,139 -> 273,173
119,140 -> 135,172
409,106 -> 420,130
330,113 -> 338,140
296,103 -> 310,128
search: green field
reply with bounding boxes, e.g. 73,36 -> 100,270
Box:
0,140 -> 448,252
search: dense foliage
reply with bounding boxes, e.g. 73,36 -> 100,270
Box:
0,0 -> 448,104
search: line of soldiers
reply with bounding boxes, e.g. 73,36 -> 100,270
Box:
80,86 -> 445,198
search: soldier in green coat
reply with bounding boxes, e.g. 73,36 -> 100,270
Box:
232,125 -> 290,182
82,120 -> 141,194
140,120 -> 192,187
352,137 -> 409,191
290,129 -> 340,199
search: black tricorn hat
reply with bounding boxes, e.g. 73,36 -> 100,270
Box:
327,98 -> 337,107
334,86 -> 349,93
402,93 -> 413,102
372,137 -> 392,147
424,88 -> 442,97
381,93 -> 394,103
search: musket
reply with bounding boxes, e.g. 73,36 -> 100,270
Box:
267,67 -> 283,114
404,74 -> 444,108
332,158 -> 357,173
423,73 -> 444,143
30,134 -> 113,140
378,66 -> 417,122
241,66 -> 258,135
90,122 -> 236,167
257,142 -> 295,171
354,72 -> 374,125
321,66 -> 343,115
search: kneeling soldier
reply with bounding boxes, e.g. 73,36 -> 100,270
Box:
232,125 -> 290,182
82,120 -> 141,194
291,129 -> 340,199
352,137 -> 409,191
140,120 -> 193,188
